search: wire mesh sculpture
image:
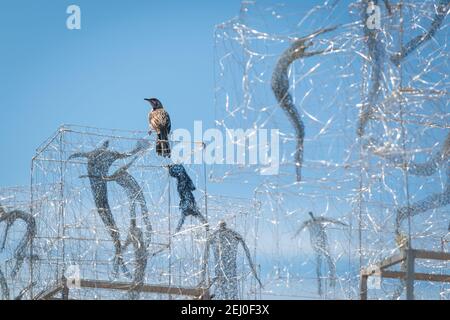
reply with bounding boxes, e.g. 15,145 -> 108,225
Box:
368,133 -> 450,232
272,26 -> 337,182
122,219 -> 148,300
0,205 -> 37,278
358,0 -> 449,137
0,267 -> 8,300
79,141 -> 152,300
168,164 -> 208,233
0,0 -> 446,301
82,141 -> 153,248
357,0 -> 390,137
293,212 -> 347,296
68,140 -> 147,278
390,0 -> 449,66
201,221 -> 262,300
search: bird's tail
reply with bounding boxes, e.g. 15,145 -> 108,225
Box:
156,133 -> 171,158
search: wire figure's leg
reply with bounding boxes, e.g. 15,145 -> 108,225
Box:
272,27 -> 338,181
138,200 -> 152,247
175,214 -> 187,233
14,281 -> 36,300
227,277 -> 239,300
316,253 -> 323,296
0,267 -> 9,300
193,209 -> 209,232
125,224 -> 147,301
324,250 -> 336,288
1,228 -> 7,250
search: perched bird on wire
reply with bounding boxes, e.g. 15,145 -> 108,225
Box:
145,98 -> 171,157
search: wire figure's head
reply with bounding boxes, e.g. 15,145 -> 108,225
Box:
145,98 -> 163,110
291,39 -> 313,59
218,220 -> 227,230
308,211 -> 315,219
168,164 -> 186,178
98,139 -> 110,150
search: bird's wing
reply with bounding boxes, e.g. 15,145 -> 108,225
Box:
150,109 -> 171,135
166,111 -> 171,134
148,111 -> 153,130
150,111 -> 161,133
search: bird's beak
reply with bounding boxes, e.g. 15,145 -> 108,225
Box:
144,98 -> 151,102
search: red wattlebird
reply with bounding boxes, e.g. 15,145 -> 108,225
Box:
145,98 -> 171,157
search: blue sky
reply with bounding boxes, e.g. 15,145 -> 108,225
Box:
0,0 -> 242,187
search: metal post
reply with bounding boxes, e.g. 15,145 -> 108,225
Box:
61,277 -> 69,300
360,272 -> 368,300
405,248 -> 415,300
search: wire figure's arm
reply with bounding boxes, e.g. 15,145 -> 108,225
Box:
79,174 -> 105,180
1,225 -> 8,250
96,156 -> 140,182
315,217 -> 349,227
292,221 -> 310,239
233,231 -> 262,288
370,133 -> 450,177
118,139 -> 152,159
68,151 -> 91,160
272,26 -> 338,182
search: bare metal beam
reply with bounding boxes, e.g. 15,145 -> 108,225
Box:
414,250 -> 450,261
382,271 -> 450,283
361,251 -> 406,275
360,273 -> 368,300
78,279 -> 209,299
359,248 -> 450,300
406,249 -> 415,300
34,284 -> 64,300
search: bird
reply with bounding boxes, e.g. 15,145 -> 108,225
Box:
145,98 -> 171,157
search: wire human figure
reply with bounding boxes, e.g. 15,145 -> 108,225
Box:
272,26 -> 337,182
0,205 -> 37,278
168,164 -> 208,233
293,212 -> 348,296
81,152 -> 152,300
68,140 -> 146,278
79,142 -> 153,250
201,221 -> 262,300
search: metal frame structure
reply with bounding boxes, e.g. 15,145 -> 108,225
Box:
34,277 -> 210,300
22,125 -> 262,300
360,247 -> 450,300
